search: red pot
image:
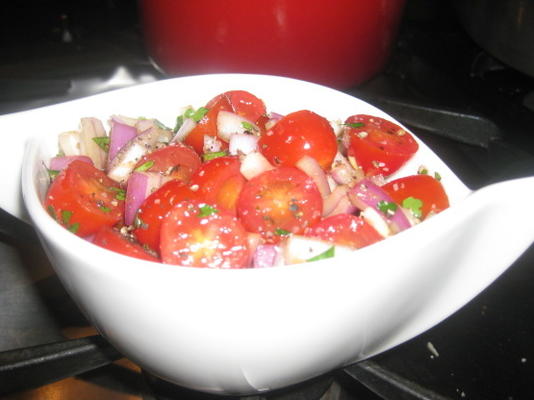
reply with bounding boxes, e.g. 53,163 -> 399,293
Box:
139,0 -> 406,89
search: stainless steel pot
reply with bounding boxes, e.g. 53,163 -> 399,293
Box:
453,0 -> 534,77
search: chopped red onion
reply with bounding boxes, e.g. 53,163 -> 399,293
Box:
229,133 -> 259,155
79,117 -> 107,170
217,110 -> 259,142
239,151 -> 274,180
295,155 -> 331,199
49,155 -> 93,171
253,244 -> 282,268
348,178 -> 411,235
125,172 -> 164,225
171,117 -> 196,143
109,120 -> 137,163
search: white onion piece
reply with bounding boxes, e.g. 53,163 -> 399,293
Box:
322,185 -> 351,216
295,155 -> 331,199
79,117 -> 107,170
327,195 -> 357,217
171,117 -> 196,143
135,118 -> 155,133
107,127 -> 173,184
348,179 -> 411,235
125,172 -> 164,226
229,133 -> 259,155
330,152 -> 363,185
49,155 -> 93,171
58,131 -> 81,156
203,135 -> 223,153
217,110 -> 259,142
239,151 -> 274,180
109,121 -> 137,164
253,245 -> 283,268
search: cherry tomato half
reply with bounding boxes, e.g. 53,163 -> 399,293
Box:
188,155 -> 246,216
346,114 -> 418,177
237,167 -> 323,242
133,142 -> 201,183
207,90 -> 267,123
259,110 -> 338,170
381,174 -> 449,219
44,160 -> 124,237
93,226 -> 159,262
133,179 -> 198,252
307,213 -> 382,249
160,200 -> 250,268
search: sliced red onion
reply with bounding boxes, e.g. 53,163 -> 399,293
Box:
217,110 -> 260,142
49,155 -> 93,171
328,195 -> 357,217
171,117 -> 196,143
108,120 -> 137,163
135,118 -> 156,133
79,117 -> 108,170
239,151 -> 274,180
348,178 -> 412,235
229,133 -> 259,156
295,155 -> 331,199
322,185 -> 358,217
107,126 -> 173,184
58,130 -> 81,156
111,114 -> 138,127
203,135 -> 223,153
125,171 -> 164,225
253,244 -> 282,268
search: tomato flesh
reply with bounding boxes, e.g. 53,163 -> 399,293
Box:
133,179 -> 198,252
133,142 -> 201,183
382,174 -> 449,219
346,114 -> 418,177
93,226 -> 159,262
259,110 -> 337,170
188,155 -> 245,216
44,160 -> 124,237
237,167 -> 323,242
160,200 -> 250,268
308,213 -> 382,249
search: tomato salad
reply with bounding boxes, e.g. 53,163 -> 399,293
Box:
43,90 -> 449,268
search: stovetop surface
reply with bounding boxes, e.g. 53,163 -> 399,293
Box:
1,1 -> 534,399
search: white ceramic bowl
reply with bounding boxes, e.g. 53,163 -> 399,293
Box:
1,74 -> 534,395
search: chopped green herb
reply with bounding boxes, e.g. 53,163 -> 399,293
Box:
377,200 -> 398,216
174,115 -> 184,132
274,228 -> 291,236
241,121 -> 257,132
134,215 -> 148,229
68,223 -> 80,234
134,160 -> 155,172
154,119 -> 171,130
434,172 -> 442,181
47,205 -> 56,220
344,122 -> 365,128
61,210 -> 73,225
47,168 -> 60,180
202,151 -> 228,162
418,166 -> 428,175
109,186 -> 126,201
402,197 -> 423,219
307,246 -> 335,262
198,204 -> 219,217
98,204 -> 111,213
174,107 -> 209,132
92,136 -> 110,152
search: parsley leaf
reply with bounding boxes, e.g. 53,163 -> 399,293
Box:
377,200 -> 398,216
47,168 -> 60,180
109,186 -> 126,201
274,228 -> 290,236
241,121 -> 257,132
202,151 -> 228,162
402,197 -> 423,219
434,172 -> 442,181
344,122 -> 365,128
134,160 -> 155,172
198,204 -> 219,217
93,136 -> 110,152
307,246 -> 335,262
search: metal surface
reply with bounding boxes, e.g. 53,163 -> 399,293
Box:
454,0 -> 534,77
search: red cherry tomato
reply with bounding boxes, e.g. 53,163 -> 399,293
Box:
133,143 -> 201,183
381,174 -> 449,219
184,95 -> 233,154
346,114 -> 418,177
160,200 -> 250,268
93,226 -> 159,262
207,90 -> 267,123
307,213 -> 383,249
188,155 -> 246,216
258,110 -> 338,170
44,160 -> 124,237
133,180 -> 198,252
237,167 -> 323,242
